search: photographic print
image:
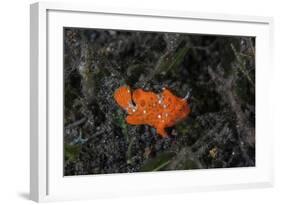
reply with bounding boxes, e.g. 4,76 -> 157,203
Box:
63,28 -> 255,176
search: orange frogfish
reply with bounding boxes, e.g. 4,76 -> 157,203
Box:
114,86 -> 191,137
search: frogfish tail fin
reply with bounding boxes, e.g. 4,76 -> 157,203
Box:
114,86 -> 133,111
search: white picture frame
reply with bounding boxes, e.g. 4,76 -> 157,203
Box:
30,1 -> 274,202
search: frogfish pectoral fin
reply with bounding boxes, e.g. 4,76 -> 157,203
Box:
156,126 -> 168,138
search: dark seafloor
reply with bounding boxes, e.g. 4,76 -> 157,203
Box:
63,28 -> 255,175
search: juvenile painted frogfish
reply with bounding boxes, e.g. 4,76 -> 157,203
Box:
114,86 -> 191,137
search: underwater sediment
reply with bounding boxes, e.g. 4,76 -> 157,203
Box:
64,28 -> 255,175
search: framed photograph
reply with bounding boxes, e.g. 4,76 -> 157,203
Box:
30,2 -> 274,202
